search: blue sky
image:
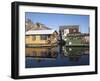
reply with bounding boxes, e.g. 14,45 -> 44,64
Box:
25,12 -> 89,33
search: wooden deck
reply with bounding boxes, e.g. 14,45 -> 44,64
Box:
65,44 -> 89,47
26,44 -> 58,47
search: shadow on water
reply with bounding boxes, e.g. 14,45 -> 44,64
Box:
25,45 -> 89,68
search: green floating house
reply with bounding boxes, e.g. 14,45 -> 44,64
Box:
59,25 -> 89,46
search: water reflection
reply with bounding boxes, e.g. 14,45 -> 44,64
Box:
26,46 -> 89,68
61,46 -> 89,62
26,46 -> 58,58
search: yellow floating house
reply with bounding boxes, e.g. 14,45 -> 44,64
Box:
25,22 -> 58,47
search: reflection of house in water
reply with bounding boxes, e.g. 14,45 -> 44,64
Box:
61,47 -> 89,62
59,25 -> 89,45
25,20 -> 58,47
26,47 -> 58,60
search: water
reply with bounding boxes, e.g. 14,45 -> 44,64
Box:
25,46 -> 89,68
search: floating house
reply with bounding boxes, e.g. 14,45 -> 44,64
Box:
59,25 -> 80,38
66,33 -> 89,45
25,22 -> 58,47
59,25 -> 89,46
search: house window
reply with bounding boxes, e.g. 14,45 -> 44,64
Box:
73,29 -> 76,32
26,36 -> 29,39
41,35 -> 47,40
32,35 -> 36,41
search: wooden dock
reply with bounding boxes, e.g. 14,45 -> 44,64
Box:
65,44 -> 89,47
26,44 -> 58,48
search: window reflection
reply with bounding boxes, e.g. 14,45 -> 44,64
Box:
26,46 -> 58,59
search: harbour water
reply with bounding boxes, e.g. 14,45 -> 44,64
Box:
25,46 -> 89,68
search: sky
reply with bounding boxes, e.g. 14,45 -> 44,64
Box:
25,12 -> 89,33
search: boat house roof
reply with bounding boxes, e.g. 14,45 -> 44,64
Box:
26,30 -> 55,35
